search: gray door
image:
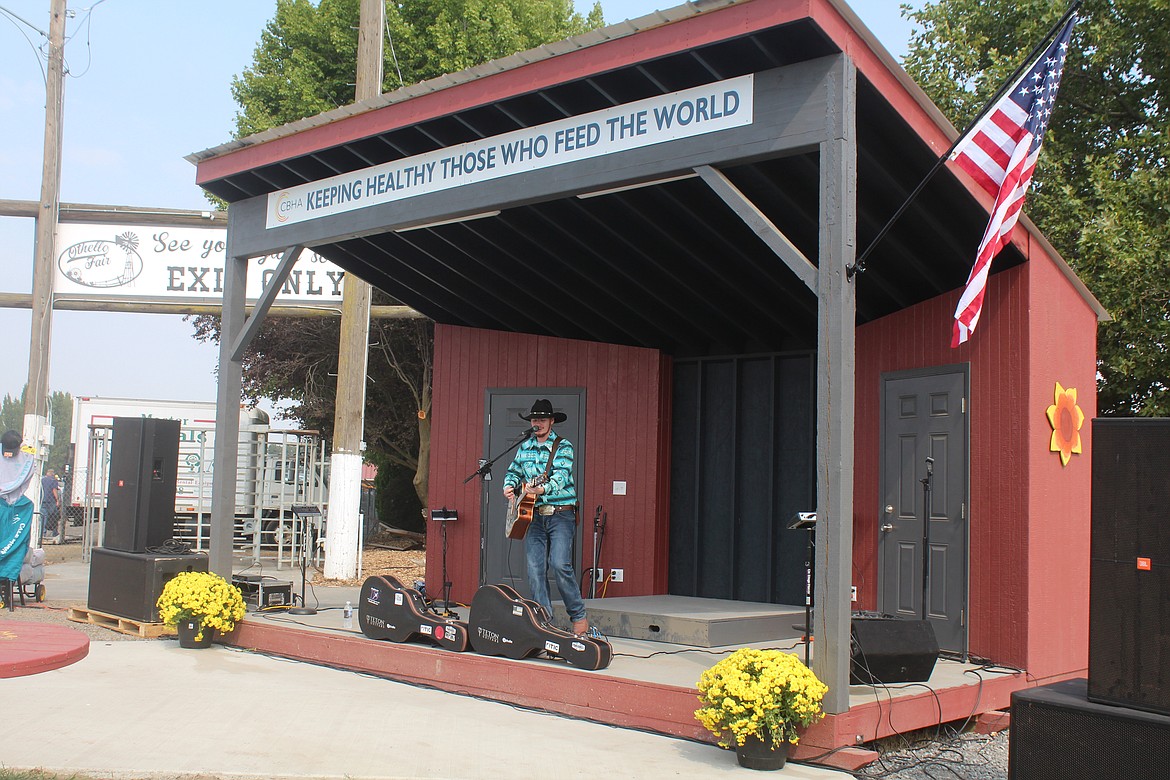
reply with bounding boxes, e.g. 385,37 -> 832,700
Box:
878,367 -> 969,654
480,390 -> 584,600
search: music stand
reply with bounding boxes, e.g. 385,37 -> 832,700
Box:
289,505 -> 321,615
788,511 -> 817,668
429,507 -> 457,616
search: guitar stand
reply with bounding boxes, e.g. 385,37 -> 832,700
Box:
589,505 -> 607,599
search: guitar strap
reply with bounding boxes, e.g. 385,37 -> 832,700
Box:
537,436 -> 563,486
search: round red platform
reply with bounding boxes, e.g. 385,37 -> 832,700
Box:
0,618 -> 90,677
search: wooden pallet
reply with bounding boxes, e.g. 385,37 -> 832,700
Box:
67,607 -> 176,639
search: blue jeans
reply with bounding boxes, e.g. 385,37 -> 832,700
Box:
524,509 -> 586,623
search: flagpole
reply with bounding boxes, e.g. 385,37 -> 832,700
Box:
847,0 -> 1082,279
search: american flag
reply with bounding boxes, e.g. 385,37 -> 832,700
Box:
949,15 -> 1077,346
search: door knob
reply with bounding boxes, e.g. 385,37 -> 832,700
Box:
884,504 -> 894,514
880,523 -> 894,532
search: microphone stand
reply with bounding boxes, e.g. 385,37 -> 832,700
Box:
788,512 -> 817,669
920,457 -> 934,623
463,427 -> 534,484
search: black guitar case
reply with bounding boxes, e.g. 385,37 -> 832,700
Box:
358,574 -> 470,652
468,583 -> 612,671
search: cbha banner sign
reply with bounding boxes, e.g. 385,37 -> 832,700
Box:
267,74 -> 755,229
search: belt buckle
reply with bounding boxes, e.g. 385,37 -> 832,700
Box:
537,504 -> 556,516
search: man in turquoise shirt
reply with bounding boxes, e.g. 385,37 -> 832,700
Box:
502,399 -> 589,635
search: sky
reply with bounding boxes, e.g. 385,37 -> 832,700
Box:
0,0 -> 917,423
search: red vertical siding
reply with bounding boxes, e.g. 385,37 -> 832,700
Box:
856,270 -> 1030,664
427,325 -> 670,604
855,252 -> 1096,674
1023,233 -> 1096,679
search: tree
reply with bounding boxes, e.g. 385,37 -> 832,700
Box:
199,0 -> 604,528
231,0 -> 604,135
902,0 -> 1170,414
191,306 -> 433,528
0,387 -> 73,476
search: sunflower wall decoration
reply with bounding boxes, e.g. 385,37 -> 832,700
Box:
1046,382 -> 1085,467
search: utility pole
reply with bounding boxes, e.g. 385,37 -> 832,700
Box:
23,0 -> 67,494
323,0 -> 382,579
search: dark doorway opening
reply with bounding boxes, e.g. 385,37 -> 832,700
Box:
668,352 -> 815,605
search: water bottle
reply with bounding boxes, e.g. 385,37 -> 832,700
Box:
342,600 -> 354,630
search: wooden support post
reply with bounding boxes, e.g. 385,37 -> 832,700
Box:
814,54 -> 858,715
324,0 -> 383,579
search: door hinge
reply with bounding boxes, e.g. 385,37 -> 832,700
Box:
960,609 -> 966,627
961,502 -> 966,520
962,397 -> 967,414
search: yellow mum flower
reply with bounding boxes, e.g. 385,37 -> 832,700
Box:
694,648 -> 827,749
157,571 -> 247,642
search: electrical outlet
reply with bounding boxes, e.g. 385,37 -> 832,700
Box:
851,585 -> 858,602
610,568 -> 624,583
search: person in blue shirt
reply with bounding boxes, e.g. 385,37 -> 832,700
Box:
502,399 -> 589,636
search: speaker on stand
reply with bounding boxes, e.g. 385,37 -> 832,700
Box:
103,417 -> 180,553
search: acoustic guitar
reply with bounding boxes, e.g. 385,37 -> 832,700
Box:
505,475 -> 548,540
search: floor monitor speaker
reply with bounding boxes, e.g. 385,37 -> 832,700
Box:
103,416 -> 180,553
88,546 -> 208,623
850,617 -> 939,685
1089,418 -> 1170,715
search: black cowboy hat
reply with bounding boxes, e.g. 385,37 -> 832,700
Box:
519,399 -> 567,423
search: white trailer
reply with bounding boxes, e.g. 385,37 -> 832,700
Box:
68,396 -> 329,566
67,396 -> 267,516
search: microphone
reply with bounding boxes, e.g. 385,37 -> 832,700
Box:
520,426 -> 537,436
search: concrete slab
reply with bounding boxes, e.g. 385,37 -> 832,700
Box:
0,640 -> 851,780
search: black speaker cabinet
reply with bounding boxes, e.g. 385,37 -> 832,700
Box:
850,618 -> 939,684
88,547 -> 208,622
1089,418 -> 1170,715
1010,678 -> 1170,780
103,416 -> 180,553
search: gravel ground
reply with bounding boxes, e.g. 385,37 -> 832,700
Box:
4,536 -> 425,643
850,729 -> 1008,779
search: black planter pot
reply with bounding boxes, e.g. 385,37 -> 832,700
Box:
176,618 -> 214,649
735,732 -> 789,771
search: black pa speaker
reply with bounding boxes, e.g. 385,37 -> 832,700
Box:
1010,678 -> 1170,780
1089,418 -> 1170,715
850,617 -> 939,684
88,546 -> 208,622
103,416 -> 180,553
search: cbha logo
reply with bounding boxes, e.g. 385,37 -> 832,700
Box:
57,232 -> 143,289
275,191 -> 304,222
